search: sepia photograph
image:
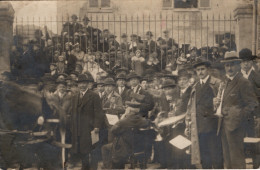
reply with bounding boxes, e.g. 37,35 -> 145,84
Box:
0,0 -> 259,169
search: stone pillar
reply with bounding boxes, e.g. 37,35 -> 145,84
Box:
234,3 -> 253,53
0,2 -> 14,73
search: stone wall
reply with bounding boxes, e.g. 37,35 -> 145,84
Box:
0,2 -> 14,73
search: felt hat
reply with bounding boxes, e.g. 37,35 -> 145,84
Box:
221,51 -> 242,63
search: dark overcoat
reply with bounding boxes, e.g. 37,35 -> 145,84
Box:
70,90 -> 105,154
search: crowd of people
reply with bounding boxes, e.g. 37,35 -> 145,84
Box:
7,14 -> 260,169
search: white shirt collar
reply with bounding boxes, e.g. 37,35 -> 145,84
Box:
180,86 -> 189,95
200,75 -> 210,84
226,72 -> 238,81
241,67 -> 254,79
81,89 -> 88,96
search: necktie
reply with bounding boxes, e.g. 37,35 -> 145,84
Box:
80,92 -> 84,99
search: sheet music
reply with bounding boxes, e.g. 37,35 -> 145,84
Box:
106,114 -> 119,125
169,135 -> 191,150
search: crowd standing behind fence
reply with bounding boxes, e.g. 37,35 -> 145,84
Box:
11,14 -> 236,81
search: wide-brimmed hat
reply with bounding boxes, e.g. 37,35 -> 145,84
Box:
83,16 -> 90,22
71,14 -> 78,19
162,79 -> 176,89
163,30 -> 169,34
115,73 -> 126,80
121,33 -> 127,38
77,74 -> 92,83
96,79 -> 104,86
221,51 -> 242,63
55,79 -> 67,86
126,72 -> 141,80
146,31 -> 153,36
178,69 -> 191,78
130,34 -> 138,38
115,67 -> 129,74
193,58 -> 211,68
239,48 -> 256,61
103,78 -> 116,86
109,34 -> 117,39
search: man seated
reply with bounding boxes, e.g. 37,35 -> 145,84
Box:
102,72 -> 154,169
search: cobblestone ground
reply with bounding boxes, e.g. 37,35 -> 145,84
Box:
7,159 -> 253,170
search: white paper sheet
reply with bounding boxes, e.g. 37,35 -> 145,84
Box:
158,114 -> 186,127
91,130 -> 99,145
106,114 -> 119,125
169,135 -> 191,150
244,137 -> 260,143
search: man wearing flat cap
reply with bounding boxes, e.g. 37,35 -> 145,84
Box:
185,58 -> 223,168
69,74 -> 105,170
239,48 -> 260,168
214,51 -> 258,168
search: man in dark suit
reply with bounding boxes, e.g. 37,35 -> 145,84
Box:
70,74 -> 105,170
185,58 -> 223,168
115,73 -> 129,105
239,48 -> 260,168
215,51 -> 258,169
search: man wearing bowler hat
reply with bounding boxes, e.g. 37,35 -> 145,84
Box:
69,74 -> 104,170
185,58 -> 223,168
215,51 -> 258,168
239,48 -> 260,168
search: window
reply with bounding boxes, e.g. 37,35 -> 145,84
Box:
198,0 -> 210,8
101,0 -> 110,7
162,0 -> 210,9
89,0 -> 98,7
174,0 -> 198,8
89,0 -> 110,8
215,33 -> 235,45
163,0 -> 173,8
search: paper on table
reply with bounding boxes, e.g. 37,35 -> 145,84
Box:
169,135 -> 191,150
244,137 -> 260,143
106,114 -> 119,125
158,114 -> 186,127
91,130 -> 99,145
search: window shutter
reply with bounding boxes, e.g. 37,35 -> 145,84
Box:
101,0 -> 110,7
199,0 -> 210,8
163,0 -> 173,8
89,0 -> 98,7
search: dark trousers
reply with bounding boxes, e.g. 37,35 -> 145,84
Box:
221,125 -> 246,169
69,153 -> 92,170
198,131 -> 223,169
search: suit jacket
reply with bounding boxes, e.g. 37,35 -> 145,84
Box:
221,73 -> 258,132
195,76 -> 220,133
115,86 -> 129,105
102,91 -> 124,117
173,86 -> 192,116
248,70 -> 260,99
125,85 -> 154,118
144,40 -> 157,54
71,90 -> 104,154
